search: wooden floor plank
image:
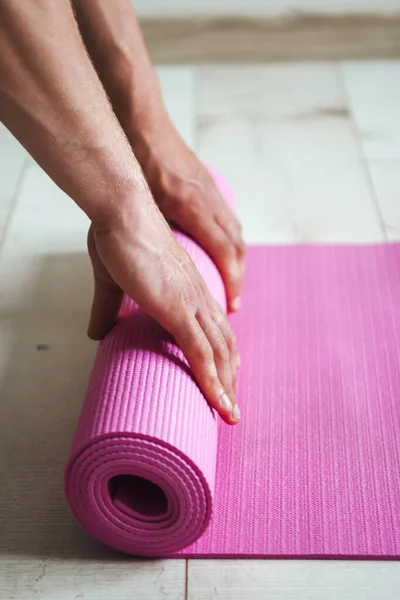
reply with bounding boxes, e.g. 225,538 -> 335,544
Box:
196,63 -> 383,243
188,560 -> 400,600
343,60 -> 400,240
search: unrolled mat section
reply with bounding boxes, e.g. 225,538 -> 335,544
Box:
65,171 -> 400,558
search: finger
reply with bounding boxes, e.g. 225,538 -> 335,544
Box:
207,170 -> 245,252
212,302 -> 240,373
218,211 -> 245,260
196,308 -> 236,407
171,316 -> 240,425
215,210 -> 246,311
183,216 -> 243,313
87,275 -> 124,340
87,226 -> 123,340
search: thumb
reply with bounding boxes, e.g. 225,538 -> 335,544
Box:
87,226 -> 123,340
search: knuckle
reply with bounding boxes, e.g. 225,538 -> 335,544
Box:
226,329 -> 236,351
213,307 -> 236,349
170,311 -> 195,339
218,242 -> 236,265
213,306 -> 226,326
213,336 -> 229,362
193,337 -> 213,363
236,238 -> 246,257
181,295 -> 198,316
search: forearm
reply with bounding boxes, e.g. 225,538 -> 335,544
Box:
72,0 -> 166,137
0,0 -> 144,224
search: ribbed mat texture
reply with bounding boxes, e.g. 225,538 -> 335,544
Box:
65,170 -> 400,558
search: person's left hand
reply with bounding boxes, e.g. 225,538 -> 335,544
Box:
129,112 -> 246,313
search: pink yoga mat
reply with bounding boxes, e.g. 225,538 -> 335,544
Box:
65,169 -> 400,558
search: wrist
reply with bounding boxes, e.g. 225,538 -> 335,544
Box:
87,172 -> 147,233
125,99 -> 170,146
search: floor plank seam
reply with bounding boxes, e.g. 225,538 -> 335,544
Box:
338,62 -> 389,242
185,559 -> 189,600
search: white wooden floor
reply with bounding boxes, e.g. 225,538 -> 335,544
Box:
1,61 -> 400,599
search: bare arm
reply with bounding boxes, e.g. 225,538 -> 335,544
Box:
0,0 -> 140,223
72,0 -> 163,137
72,0 -> 246,313
0,0 -> 240,424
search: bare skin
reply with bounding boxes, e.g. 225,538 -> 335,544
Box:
0,0 -> 243,424
72,0 -> 246,313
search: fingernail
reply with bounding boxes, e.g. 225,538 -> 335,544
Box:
220,391 -> 232,412
231,297 -> 241,311
231,404 -> 241,422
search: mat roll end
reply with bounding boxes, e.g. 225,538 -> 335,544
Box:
65,433 -> 213,556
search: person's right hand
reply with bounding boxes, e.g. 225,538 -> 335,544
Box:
87,195 -> 240,425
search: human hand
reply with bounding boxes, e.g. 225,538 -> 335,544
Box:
87,196 -> 240,425
0,0 -> 241,421
129,113 -> 246,313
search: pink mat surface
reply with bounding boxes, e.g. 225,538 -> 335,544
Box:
65,170 -> 400,558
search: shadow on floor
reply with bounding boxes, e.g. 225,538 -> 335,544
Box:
0,252 -> 129,561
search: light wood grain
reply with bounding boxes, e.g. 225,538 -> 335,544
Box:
134,0 -> 400,19
142,14 -> 400,64
343,61 -> 400,160
1,557 -> 185,600
188,560 -> 400,600
196,63 -> 384,243
363,162 -> 400,240
343,60 -> 400,239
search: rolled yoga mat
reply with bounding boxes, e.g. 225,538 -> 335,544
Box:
65,168 -> 400,558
